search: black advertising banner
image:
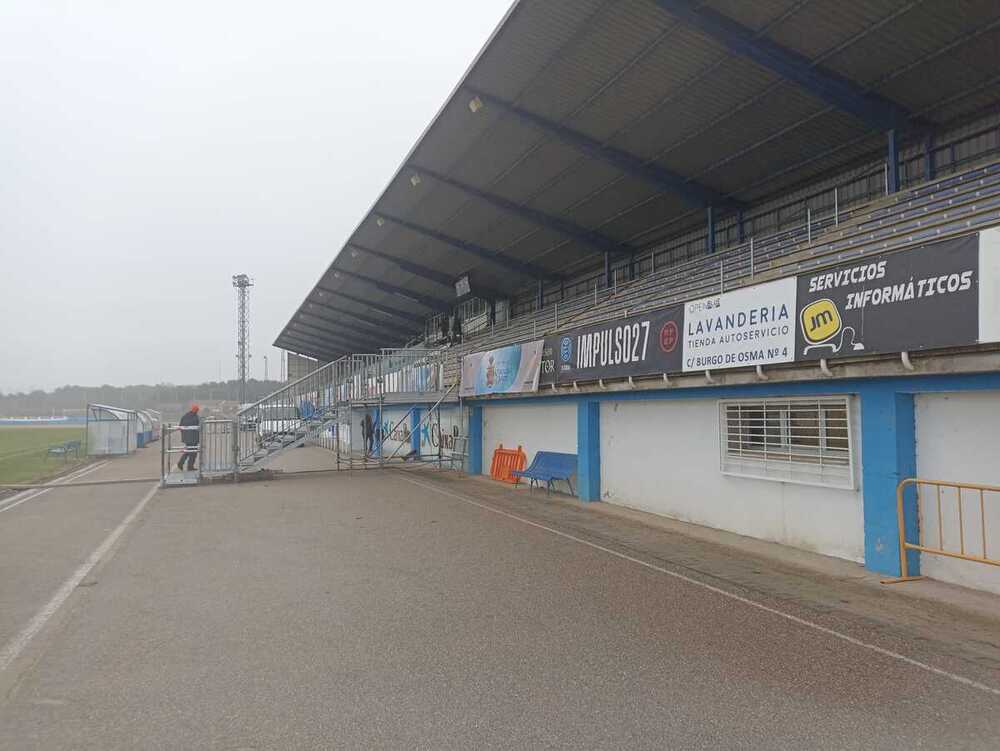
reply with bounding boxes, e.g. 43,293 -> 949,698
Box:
540,305 -> 684,384
794,234 -> 980,360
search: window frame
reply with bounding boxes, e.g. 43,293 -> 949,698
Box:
719,396 -> 856,490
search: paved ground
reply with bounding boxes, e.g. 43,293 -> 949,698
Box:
2,448 -> 1000,749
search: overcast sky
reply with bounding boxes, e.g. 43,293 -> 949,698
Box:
0,0 -> 511,393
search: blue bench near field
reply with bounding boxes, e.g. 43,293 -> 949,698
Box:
46,439 -> 82,461
512,451 -> 576,496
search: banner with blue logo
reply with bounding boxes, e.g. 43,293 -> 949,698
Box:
460,340 -> 545,397
540,305 -> 684,384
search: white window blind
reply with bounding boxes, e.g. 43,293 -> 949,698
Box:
719,397 -> 855,489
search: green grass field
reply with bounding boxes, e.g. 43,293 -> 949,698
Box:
0,426 -> 89,486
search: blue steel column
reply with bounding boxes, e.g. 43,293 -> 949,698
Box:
467,405 -> 484,475
887,129 -> 900,194
924,133 -> 935,182
860,386 -> 918,576
411,407 -> 422,457
577,401 -> 600,502
706,206 -> 716,253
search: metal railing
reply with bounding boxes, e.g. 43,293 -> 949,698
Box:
234,349 -> 456,471
889,477 -> 1000,582
160,424 -> 199,486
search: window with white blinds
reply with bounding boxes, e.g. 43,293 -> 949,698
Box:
719,398 -> 855,489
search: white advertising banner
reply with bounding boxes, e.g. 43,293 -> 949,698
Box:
682,277 -> 797,372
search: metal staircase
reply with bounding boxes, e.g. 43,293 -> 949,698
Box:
234,349 -> 455,473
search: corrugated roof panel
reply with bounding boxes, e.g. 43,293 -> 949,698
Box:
515,0 -> 671,121
445,201 -> 537,252
514,233 -> 601,269
704,0 -> 809,33
466,0 -> 605,102
764,0 -> 907,61
564,177 -> 662,236
610,56 -> 780,161
489,138 -> 585,203
876,30 -> 1000,117
931,90 -> 1000,125
445,113 -> 547,188
568,25 -> 733,143
374,173 -> 432,221
700,115 -> 870,190
408,99 -> 503,177
655,84 -> 829,179
732,136 -> 883,206
527,159 -> 624,216
599,192 -> 700,248
830,0 -> 1000,89
402,178 -> 471,224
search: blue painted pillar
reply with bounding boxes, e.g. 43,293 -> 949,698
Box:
737,209 -> 745,243
467,405 -> 484,475
860,387 -> 918,576
706,205 -> 716,253
536,278 -> 544,311
924,133 -> 935,182
577,401 -> 600,502
887,129 -> 900,194
603,251 -> 612,289
411,407 -> 422,456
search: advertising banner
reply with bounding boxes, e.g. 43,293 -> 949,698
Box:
682,277 -> 797,372
795,234 -> 981,360
460,230 -> 1000,394
540,306 -> 684,384
460,341 -> 544,397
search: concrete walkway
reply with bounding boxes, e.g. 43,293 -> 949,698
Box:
2,448 -> 1000,749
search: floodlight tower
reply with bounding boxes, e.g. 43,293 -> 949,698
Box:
232,274 -> 254,404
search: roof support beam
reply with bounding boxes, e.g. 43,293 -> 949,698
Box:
316,286 -> 426,326
375,212 -> 558,281
298,309 -> 410,340
346,243 -> 455,288
464,86 -> 743,211
289,321 -> 385,351
294,318 -> 408,353
286,329 -> 391,359
301,300 -> 414,337
410,165 -> 633,258
277,335 -> 340,361
329,267 -> 452,312
651,0 -> 914,133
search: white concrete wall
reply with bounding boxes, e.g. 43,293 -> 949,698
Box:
915,392 -> 1000,595
600,399 -> 865,562
482,403 -> 577,475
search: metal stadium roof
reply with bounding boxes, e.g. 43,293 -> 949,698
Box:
276,0 -> 1000,361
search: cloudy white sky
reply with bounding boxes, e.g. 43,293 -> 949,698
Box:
0,0 -> 511,392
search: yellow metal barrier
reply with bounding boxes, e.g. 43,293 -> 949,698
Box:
886,477 -> 1000,583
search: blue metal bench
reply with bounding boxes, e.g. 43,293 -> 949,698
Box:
512,451 -> 577,496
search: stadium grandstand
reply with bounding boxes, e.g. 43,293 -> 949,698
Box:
256,0 -> 1000,595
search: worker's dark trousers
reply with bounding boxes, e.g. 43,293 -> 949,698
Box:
178,447 -> 197,471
